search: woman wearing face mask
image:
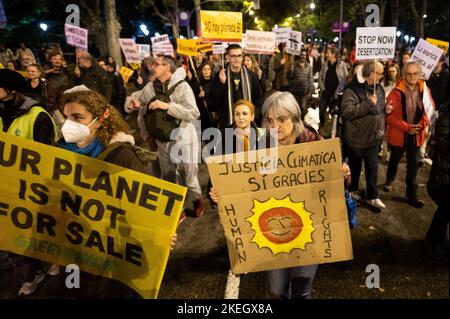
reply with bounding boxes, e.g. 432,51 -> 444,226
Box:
24,64 -> 59,115
57,88 -> 177,297
210,92 -> 351,299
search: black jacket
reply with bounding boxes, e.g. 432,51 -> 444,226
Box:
74,64 -> 112,102
208,65 -> 264,128
341,82 -> 386,149
427,101 -> 449,203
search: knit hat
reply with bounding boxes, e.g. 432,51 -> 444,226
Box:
0,69 -> 27,92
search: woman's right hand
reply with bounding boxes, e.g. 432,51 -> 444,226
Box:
209,187 -> 221,204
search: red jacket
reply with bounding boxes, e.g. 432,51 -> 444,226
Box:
385,79 -> 434,147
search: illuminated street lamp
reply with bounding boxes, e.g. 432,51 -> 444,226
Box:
310,2 -> 316,10
140,24 -> 149,36
39,23 -> 48,31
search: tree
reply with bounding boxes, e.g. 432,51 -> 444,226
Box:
409,0 -> 426,39
105,0 -> 122,67
139,0 -> 181,39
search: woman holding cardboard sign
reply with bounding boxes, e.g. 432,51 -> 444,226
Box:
209,92 -> 351,299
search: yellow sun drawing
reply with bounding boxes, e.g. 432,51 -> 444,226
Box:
246,196 -> 314,255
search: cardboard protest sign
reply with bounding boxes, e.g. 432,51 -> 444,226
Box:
119,38 -> 142,64
207,138 -> 353,274
64,24 -> 88,50
410,38 -> 444,80
273,27 -> 292,45
119,66 -> 135,83
176,38 -> 199,57
200,10 -> 243,42
0,131 -> 187,298
426,38 -> 449,55
137,44 -> 151,60
286,31 -> 302,55
245,30 -> 276,54
355,27 -> 396,60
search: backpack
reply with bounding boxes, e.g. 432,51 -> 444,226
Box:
98,142 -> 157,166
144,80 -> 184,142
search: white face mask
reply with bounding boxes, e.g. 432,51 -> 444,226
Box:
61,118 -> 97,143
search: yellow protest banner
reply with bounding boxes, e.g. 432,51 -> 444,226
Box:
119,66 -> 135,84
130,63 -> 141,70
200,10 -> 243,42
198,42 -> 213,54
207,138 -> 353,274
426,38 -> 449,54
0,131 -> 187,298
176,38 -> 199,57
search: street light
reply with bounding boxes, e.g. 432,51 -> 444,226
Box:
404,35 -> 409,43
423,14 -> 427,19
396,31 -> 402,37
310,2 -> 316,10
140,24 -> 149,36
249,10 -> 255,16
410,36 -> 415,43
39,23 -> 48,31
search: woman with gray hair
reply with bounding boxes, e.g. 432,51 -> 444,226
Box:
210,91 -> 351,299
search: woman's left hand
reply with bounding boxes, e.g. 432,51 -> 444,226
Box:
341,163 -> 351,178
170,233 -> 177,250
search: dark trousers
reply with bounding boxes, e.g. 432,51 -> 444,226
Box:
427,185 -> 449,246
319,89 -> 334,125
348,145 -> 379,199
386,135 -> 419,193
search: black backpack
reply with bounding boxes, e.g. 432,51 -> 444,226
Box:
144,80 -> 184,142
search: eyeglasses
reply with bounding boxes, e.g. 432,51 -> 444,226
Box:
376,72 -> 384,76
229,54 -> 243,59
265,116 -> 291,126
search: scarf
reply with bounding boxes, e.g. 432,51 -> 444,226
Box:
227,65 -> 252,126
58,137 -> 104,158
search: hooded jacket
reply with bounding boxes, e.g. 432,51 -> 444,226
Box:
385,79 -> 433,147
125,67 -> 200,146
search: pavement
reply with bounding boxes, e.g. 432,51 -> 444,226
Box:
0,109 -> 448,299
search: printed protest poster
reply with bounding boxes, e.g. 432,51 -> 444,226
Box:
137,44 -> 151,60
207,138 -> 353,274
355,27 -> 396,60
245,30 -> 276,54
426,38 -> 449,55
286,30 -> 302,55
273,27 -> 291,45
151,34 -> 174,57
64,24 -> 88,50
119,38 -> 142,64
176,38 -> 199,57
0,131 -> 187,298
213,43 -> 226,55
198,41 -> 213,54
200,10 -> 243,42
410,38 -> 444,80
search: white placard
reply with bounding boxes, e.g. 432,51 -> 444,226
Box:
355,27 -> 396,60
213,43 -> 226,55
150,34 -> 174,57
410,38 -> 444,80
273,27 -> 291,44
245,30 -> 276,54
151,34 -> 170,46
137,44 -> 151,60
64,24 -> 88,49
286,31 -> 302,55
119,38 -> 141,64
